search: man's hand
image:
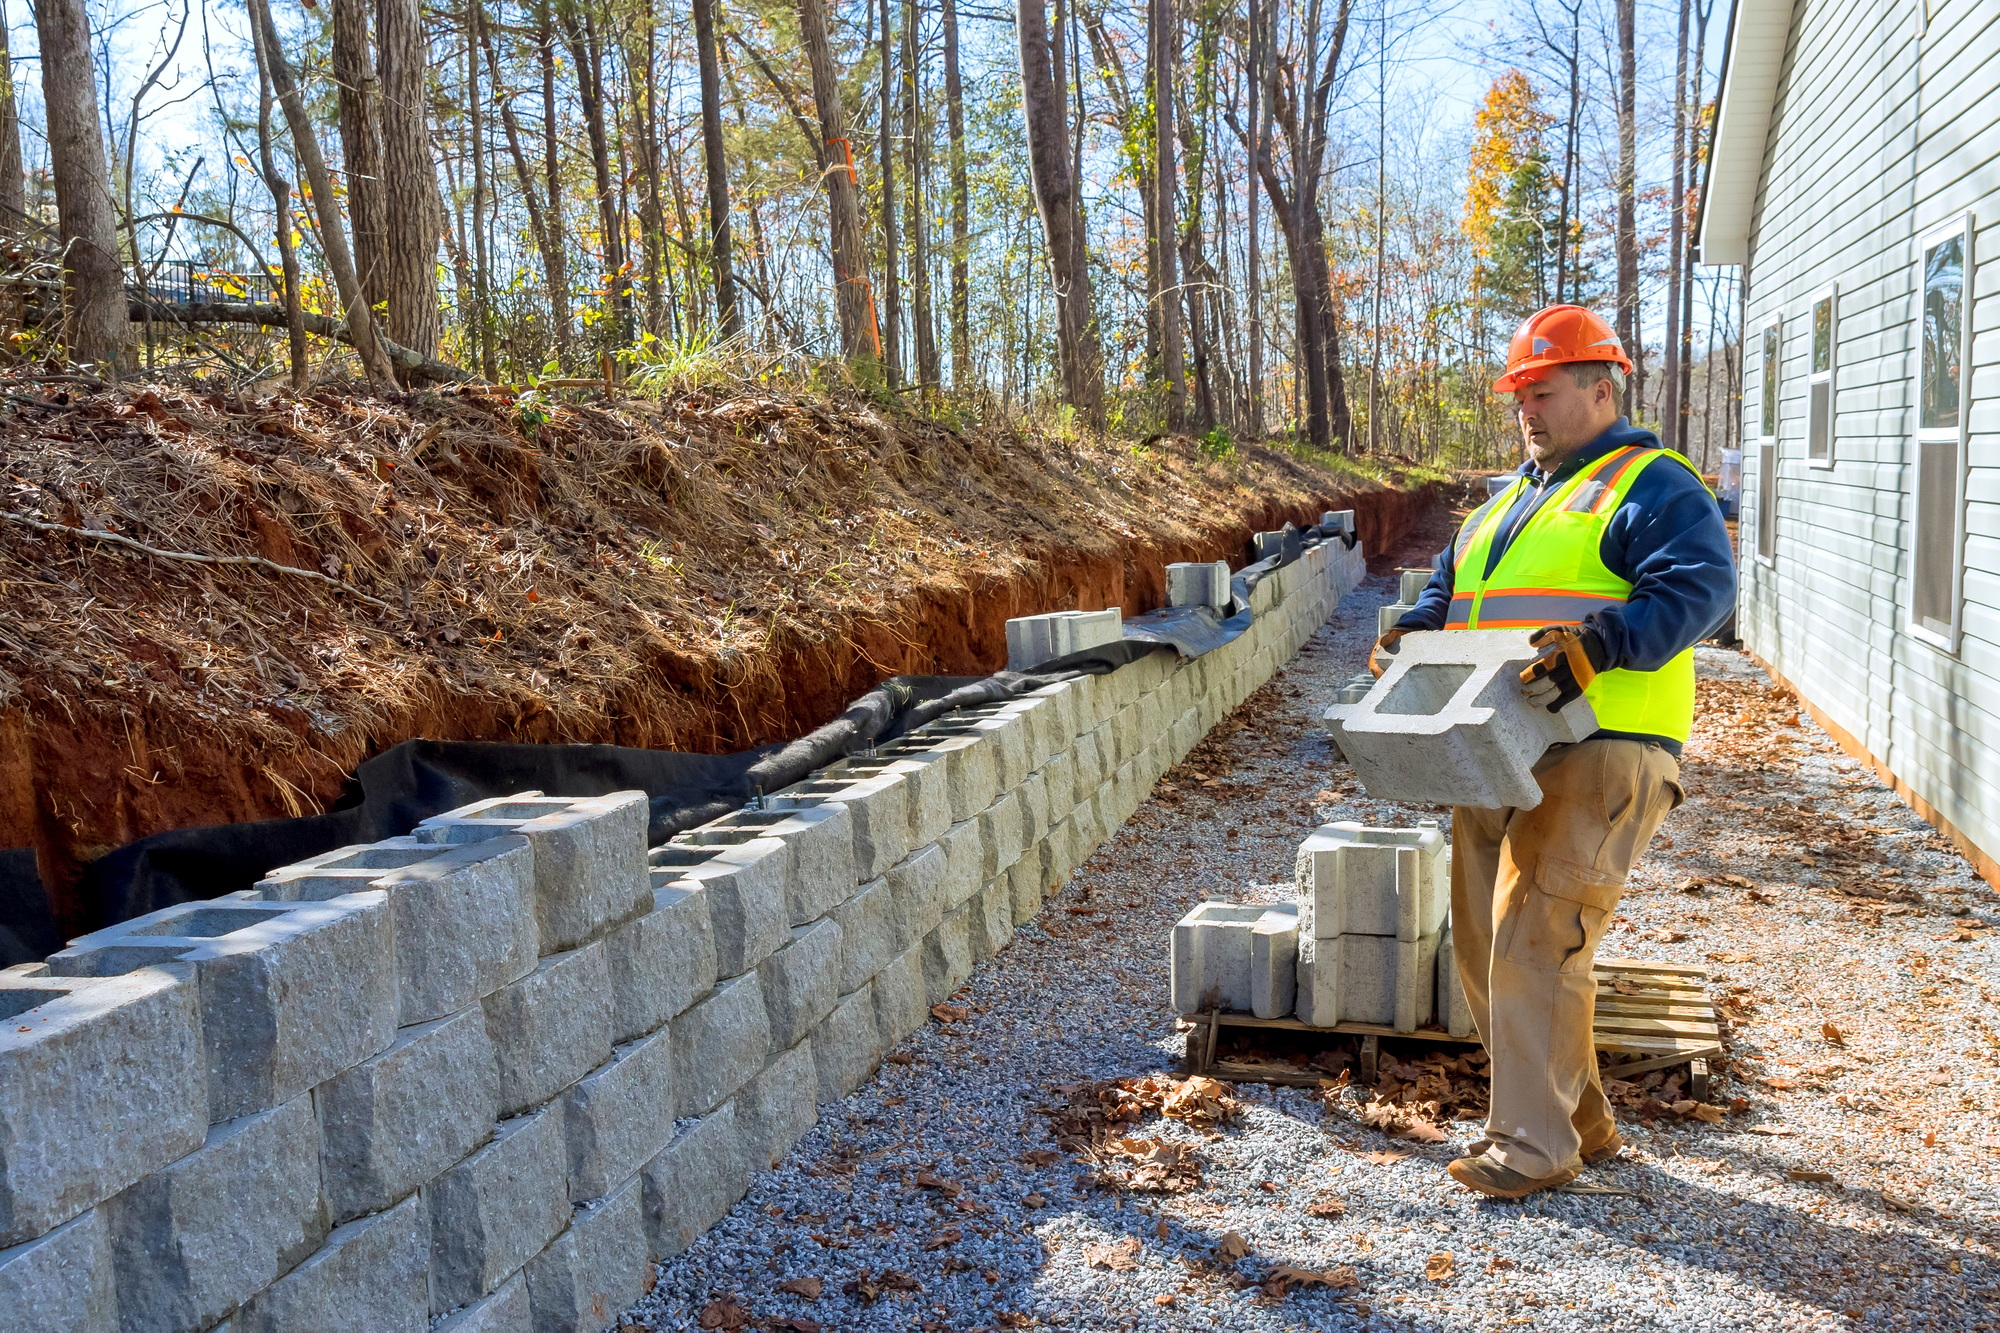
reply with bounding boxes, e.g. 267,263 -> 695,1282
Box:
1369,627 -> 1409,678
1518,624 -> 1609,712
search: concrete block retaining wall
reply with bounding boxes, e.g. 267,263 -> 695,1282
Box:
0,539 -> 1362,1332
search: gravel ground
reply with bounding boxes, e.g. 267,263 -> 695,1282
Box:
623,562 -> 2000,1333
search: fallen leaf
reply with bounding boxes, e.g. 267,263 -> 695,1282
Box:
1758,1076 -> 1798,1090
842,1274 -> 880,1302
697,1299 -> 750,1330
1691,1103 -> 1726,1124
885,1052 -> 916,1065
923,1227 -> 963,1251
1926,1073 -> 1952,1086
1019,1150 -> 1061,1167
930,1003 -> 968,1024
1651,929 -> 1687,943
1486,1255 -> 1516,1273
1787,1168 -> 1836,1183
1399,1120 -> 1448,1143
1268,1262 -> 1359,1292
1883,1192 -> 1917,1212
914,1171 -> 962,1198
1154,1294 -> 1176,1307
1305,1191 -> 1347,1218
881,1096 -> 905,1107
879,1270 -> 921,1292
1425,1251 -> 1456,1282
1155,1218 -> 1169,1239
1747,1125 -> 1795,1136
1216,1231 -> 1250,1262
1023,1193 -> 1046,1209
775,1275 -> 822,1299
1084,1236 -> 1141,1270
1822,1022 -> 1845,1045
1361,1150 -> 1411,1166
767,1321 -> 820,1333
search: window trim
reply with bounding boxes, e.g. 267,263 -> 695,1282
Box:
1907,213 -> 1974,654
1754,314 -> 1781,567
1807,284 -> 1837,469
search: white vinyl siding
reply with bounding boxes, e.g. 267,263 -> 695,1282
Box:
1733,0 -> 2000,870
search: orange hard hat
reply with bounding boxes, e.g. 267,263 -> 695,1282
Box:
1492,304 -> 1634,394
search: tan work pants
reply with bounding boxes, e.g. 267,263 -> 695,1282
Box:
1451,738 -> 1682,1179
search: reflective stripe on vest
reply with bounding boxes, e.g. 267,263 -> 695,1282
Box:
1444,446 -> 1706,743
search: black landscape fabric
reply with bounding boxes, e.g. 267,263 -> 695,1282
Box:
1,527 -> 1345,960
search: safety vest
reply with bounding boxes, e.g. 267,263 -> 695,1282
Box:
1446,445 -> 1705,743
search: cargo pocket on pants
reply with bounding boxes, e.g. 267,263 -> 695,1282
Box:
1502,856 -> 1624,974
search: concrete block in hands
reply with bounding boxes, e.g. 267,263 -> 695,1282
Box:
1324,629 -> 1598,810
0,967 -> 205,1246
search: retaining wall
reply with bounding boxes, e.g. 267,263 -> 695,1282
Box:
0,538 -> 1365,1333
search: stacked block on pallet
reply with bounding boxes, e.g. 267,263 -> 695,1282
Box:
1324,628 -> 1599,810
1169,902 -> 1297,1018
1294,821 -> 1448,1031
0,527 -> 1369,1332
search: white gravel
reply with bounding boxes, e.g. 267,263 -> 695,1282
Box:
621,566 -> 2000,1332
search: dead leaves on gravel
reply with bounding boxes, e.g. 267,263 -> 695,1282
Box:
1339,1050 -> 1489,1143
1043,1075 -> 1242,1193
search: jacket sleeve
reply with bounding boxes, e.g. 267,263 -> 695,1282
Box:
1394,547 -> 1454,633
1586,459 -> 1739,673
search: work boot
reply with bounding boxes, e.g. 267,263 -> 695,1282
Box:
1446,1154 -> 1579,1199
1459,1126 -> 1621,1163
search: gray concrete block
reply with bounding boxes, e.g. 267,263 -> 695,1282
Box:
922,905 -> 974,1006
1325,629 -> 1597,810
871,944 -> 928,1050
884,843 -> 949,950
1321,509 -> 1356,537
563,1025 -> 676,1204
0,968 -> 205,1247
604,884 -> 716,1045
482,942 -> 613,1119
0,1208 -> 114,1333
1007,855 -> 1046,927
105,1095 -> 326,1332
1438,917 -> 1476,1039
1012,771 -> 1049,850
923,732 -> 1000,823
641,1102 -> 747,1261
1005,608 -> 1123,671
811,984 -> 881,1104
1296,929 -> 1440,1032
228,1193 -> 428,1333
417,792 -> 653,956
1037,751 -> 1076,822
670,972 -> 771,1118
936,817 -> 986,910
1375,601 -> 1411,639
660,835 -> 789,977
1169,902 -> 1298,1018
425,1101 -> 568,1314
1397,567 -> 1431,603
830,875 -> 896,995
258,836 -> 537,1024
978,789 -> 1025,880
434,1271 -> 530,1333
881,753 -> 954,847
757,919 -> 842,1052
972,876 -> 1016,961
318,1007 -> 499,1224
736,1040 -> 818,1171
49,894 -> 396,1125
773,771 -> 911,881
1024,680 -> 1080,751
709,803 -> 856,926
524,1174 -> 647,1333
1294,821 -> 1449,942
1167,560 -> 1231,608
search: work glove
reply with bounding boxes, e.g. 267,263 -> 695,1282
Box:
1368,626 -> 1409,678
1518,624 -> 1609,713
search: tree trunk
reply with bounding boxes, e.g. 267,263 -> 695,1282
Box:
251,17 -> 307,389
798,0 -> 882,370
378,0 -> 442,356
560,6 -> 629,352
481,24 -> 561,367
902,0 -> 938,389
634,23 -> 667,338
538,1 -> 571,363
693,0 -> 740,336
1615,0 -> 1639,413
1151,0 -> 1186,428
942,0 -> 969,382
468,0 -> 496,379
31,0 -> 131,374
331,0 -> 387,312
0,4 -> 28,231
1016,0 -> 1102,421
1244,0 -> 1262,437
1661,0 -> 1689,449
247,0 -> 398,384
876,0 -> 901,384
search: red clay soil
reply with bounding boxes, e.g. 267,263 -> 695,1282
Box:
0,380 -> 1448,930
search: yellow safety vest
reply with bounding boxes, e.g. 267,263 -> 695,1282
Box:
1446,445 -> 1705,744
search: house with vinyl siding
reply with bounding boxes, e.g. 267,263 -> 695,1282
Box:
1698,0 -> 1999,882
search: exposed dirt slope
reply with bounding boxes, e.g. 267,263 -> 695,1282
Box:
0,380 -> 1444,922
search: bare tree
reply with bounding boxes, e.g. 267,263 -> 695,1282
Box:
877,0 -> 901,383
250,10 -> 307,388
942,0 -> 969,380
0,1 -> 25,231
1019,0 -> 1101,419
32,0 -> 131,372
379,0 -> 442,355
1614,0 -> 1639,413
1151,0 -> 1186,428
902,0 -> 938,388
798,0 -> 882,370
331,0 -> 387,313
692,0 -> 740,336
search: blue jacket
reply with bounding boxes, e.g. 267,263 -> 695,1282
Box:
1395,419 -> 1737,754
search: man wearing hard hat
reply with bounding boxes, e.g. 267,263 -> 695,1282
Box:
1372,304 -> 1737,1198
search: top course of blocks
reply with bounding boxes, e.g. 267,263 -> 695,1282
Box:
1004,609 -> 1123,672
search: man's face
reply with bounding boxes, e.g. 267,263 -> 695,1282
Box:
1513,371 -> 1615,470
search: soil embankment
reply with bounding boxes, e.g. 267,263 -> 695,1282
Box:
0,382 -> 1447,928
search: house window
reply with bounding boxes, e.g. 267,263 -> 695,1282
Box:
1910,216 -> 1972,649
1756,318 -> 1780,564
1808,287 -> 1836,466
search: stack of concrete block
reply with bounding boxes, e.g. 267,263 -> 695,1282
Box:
1169,902 -> 1297,1018
1374,566 -> 1432,638
1252,526 -> 1301,565
1004,609 -> 1123,671
1166,560 -> 1232,609
1324,628 -> 1598,810
0,523 -> 1372,1333
1294,821 -> 1448,1031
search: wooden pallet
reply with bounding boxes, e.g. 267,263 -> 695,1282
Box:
1186,956 -> 1723,1098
